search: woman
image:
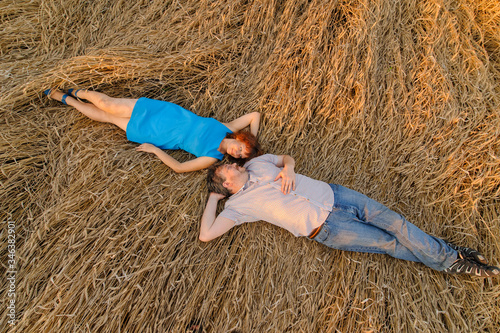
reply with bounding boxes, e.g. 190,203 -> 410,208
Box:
44,89 -> 262,172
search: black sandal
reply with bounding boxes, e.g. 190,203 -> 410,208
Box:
447,242 -> 488,265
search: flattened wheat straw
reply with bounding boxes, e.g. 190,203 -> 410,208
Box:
1,0 -> 499,332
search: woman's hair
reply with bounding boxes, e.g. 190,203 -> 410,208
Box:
225,130 -> 263,165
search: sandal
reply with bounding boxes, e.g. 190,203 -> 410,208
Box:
44,89 -> 69,105
444,252 -> 499,277
447,242 -> 488,265
67,88 -> 85,101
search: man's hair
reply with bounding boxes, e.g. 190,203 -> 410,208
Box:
206,163 -> 232,197
225,131 -> 263,165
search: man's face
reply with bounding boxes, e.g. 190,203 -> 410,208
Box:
217,163 -> 248,191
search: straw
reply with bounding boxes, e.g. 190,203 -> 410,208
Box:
1,0 -> 499,331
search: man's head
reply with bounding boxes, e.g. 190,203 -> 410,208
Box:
207,163 -> 249,197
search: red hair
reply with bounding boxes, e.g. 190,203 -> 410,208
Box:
225,131 -> 263,164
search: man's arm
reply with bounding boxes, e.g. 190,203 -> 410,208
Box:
199,193 -> 236,242
274,155 -> 296,194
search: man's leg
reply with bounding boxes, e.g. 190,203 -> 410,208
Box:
314,208 -> 423,262
314,184 -> 457,271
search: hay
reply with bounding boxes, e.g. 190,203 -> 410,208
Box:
1,0 -> 499,331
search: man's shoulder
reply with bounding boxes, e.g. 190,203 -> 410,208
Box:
244,154 -> 278,167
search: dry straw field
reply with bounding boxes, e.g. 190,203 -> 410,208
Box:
1,0 -> 500,332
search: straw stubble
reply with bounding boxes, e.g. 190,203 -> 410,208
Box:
1,0 -> 499,332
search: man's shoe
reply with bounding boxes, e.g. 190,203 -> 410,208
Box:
444,253 -> 499,277
447,242 -> 488,265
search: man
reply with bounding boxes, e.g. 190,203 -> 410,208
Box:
201,154 -> 499,277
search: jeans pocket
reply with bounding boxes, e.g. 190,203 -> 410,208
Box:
315,224 -> 330,243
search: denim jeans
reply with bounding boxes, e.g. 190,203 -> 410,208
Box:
312,184 -> 457,271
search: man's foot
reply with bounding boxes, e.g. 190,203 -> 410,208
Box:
447,242 -> 488,264
444,253 -> 499,277
44,89 -> 70,105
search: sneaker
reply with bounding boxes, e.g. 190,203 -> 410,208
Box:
446,242 -> 488,265
444,253 -> 500,277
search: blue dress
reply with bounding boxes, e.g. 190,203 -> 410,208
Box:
126,98 -> 232,160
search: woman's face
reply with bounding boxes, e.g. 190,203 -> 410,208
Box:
226,139 -> 250,159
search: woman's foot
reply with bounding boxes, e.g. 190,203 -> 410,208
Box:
44,89 -> 70,105
67,88 -> 86,101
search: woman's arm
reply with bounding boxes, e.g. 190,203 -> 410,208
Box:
199,193 -> 236,242
136,143 -> 217,173
224,112 -> 260,136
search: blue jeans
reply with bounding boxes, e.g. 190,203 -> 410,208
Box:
312,184 -> 457,271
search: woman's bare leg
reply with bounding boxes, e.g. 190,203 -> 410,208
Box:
49,90 -> 129,131
75,90 -> 138,118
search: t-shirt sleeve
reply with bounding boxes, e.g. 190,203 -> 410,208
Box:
244,153 -> 280,168
260,154 -> 280,164
218,207 -> 257,225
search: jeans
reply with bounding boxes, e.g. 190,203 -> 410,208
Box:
313,184 -> 457,271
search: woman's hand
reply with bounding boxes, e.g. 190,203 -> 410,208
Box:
225,112 -> 261,137
274,166 -> 296,194
135,143 -> 158,153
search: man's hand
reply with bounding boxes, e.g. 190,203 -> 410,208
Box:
274,166 -> 296,194
209,192 -> 227,201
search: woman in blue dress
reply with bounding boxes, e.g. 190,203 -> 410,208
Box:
44,89 -> 262,173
